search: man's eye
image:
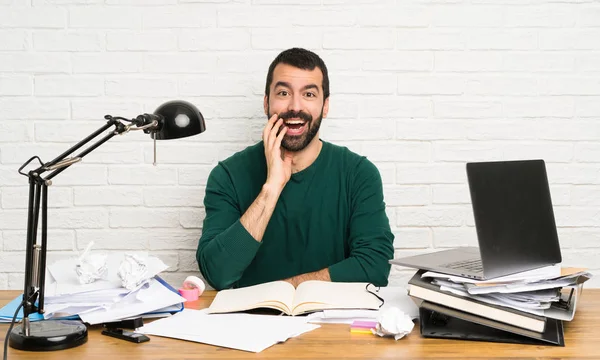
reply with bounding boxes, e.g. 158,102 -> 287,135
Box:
305,92 -> 316,98
278,91 -> 289,96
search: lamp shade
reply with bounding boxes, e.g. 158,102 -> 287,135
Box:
153,100 -> 206,140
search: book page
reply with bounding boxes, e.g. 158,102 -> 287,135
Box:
291,281 -> 381,315
207,281 -> 296,315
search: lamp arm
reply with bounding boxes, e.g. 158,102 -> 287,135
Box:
18,116 -> 138,323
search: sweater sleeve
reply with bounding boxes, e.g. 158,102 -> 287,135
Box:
196,163 -> 261,290
328,159 -> 394,286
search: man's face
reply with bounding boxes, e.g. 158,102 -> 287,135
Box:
264,63 -> 329,152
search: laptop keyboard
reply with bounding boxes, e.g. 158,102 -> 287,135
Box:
441,258 -> 484,273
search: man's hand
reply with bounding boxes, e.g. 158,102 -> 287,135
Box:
263,114 -> 292,192
283,268 -> 331,288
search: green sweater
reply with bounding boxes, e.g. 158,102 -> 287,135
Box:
196,140 -> 394,290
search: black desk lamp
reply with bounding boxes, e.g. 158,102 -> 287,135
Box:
7,100 -> 206,351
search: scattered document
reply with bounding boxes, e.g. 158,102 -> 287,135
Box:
138,309 -> 320,353
422,264 -> 562,285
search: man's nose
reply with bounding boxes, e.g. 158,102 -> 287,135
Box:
287,94 -> 302,113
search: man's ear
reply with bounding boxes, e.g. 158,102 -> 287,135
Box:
263,95 -> 269,116
322,97 -> 330,118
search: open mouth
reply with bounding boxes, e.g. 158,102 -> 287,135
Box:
284,119 -> 307,136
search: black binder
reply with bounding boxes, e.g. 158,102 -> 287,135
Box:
418,301 -> 565,346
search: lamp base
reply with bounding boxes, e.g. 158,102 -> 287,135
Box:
9,319 -> 88,351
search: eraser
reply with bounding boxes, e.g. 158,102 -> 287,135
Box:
183,275 -> 206,296
178,287 -> 199,301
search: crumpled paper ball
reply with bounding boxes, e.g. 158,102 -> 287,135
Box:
117,254 -> 149,290
372,306 -> 415,340
75,242 -> 108,284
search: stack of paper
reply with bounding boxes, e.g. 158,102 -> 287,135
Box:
137,309 -> 320,353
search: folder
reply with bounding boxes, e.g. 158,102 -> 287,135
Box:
418,300 -> 565,346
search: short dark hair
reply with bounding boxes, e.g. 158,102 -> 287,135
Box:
265,47 -> 330,100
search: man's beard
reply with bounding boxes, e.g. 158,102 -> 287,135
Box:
267,106 -> 323,152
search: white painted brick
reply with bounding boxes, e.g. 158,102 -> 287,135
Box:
0,99 -> 69,121
0,75 -> 33,96
1,186 -> 72,209
360,142 -> 431,162
321,119 -> 394,141
3,230 -> 75,251
558,228 -> 600,249
105,78 -> 177,97
106,0 -> 176,4
143,187 -> 204,207
178,30 -> 248,52
33,31 -> 104,52
503,97 -> 574,118
110,166 -> 177,185
537,120 -> 600,141
47,166 -> 108,186
434,98 -> 502,118
74,186 -> 143,206
385,206 -> 395,227
69,7 -> 142,28
0,8 -> 67,28
359,96 -> 432,118
397,164 -> 467,184
398,29 -> 463,50
358,7 -> 429,27
254,0 -> 319,3
384,185 -> 429,206
549,185 -> 571,206
431,5 -> 504,27
571,186 -> 600,206
0,252 -> 25,272
34,122 -> 111,143
0,274 -> 6,290
433,227 -> 478,248
466,120 -> 539,141
143,53 -> 217,74
0,209 -> 27,230
362,51 -> 434,72
141,7 -> 216,29
432,184 -> 470,204
35,76 -> 104,97
0,30 -> 29,50
466,30 -> 537,50
540,30 -> 600,50
397,206 -> 472,227
218,7 -> 294,27
576,53 -> 600,72
72,53 -> 142,74
71,99 -> 143,120
547,164 -> 600,185
179,75 -> 251,97
505,5 -> 576,27
251,28 -> 321,50
373,163 -> 395,185
178,166 -> 213,186
323,29 -> 395,50
398,75 -> 465,96
178,250 -> 200,272
575,143 -> 600,163
433,142 -> 504,162
140,228 -> 201,250
504,52 -> 575,73
48,208 -> 109,229
323,0 -> 395,4
217,52 -> 275,73
8,274 -> 24,290
435,52 -> 504,72
575,96 -> 600,117
180,208 -> 205,229
331,74 -> 397,95
554,207 -> 600,227
465,76 -> 538,96
540,77 -> 600,96
392,228 -> 432,249
561,250 -> 600,272
501,142 -> 574,163
109,208 -> 179,228
76,229 -> 149,250
577,6 -> 600,27
320,52 -> 365,72
289,9 -> 356,26
396,119 -> 464,140
197,117 -> 252,142
0,54 -> 70,73
0,167 -> 24,186
107,31 -> 178,51
0,121 -> 30,143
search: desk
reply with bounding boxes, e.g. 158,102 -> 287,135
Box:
1,289 -> 600,359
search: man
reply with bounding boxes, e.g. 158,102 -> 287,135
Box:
196,47 -> 394,290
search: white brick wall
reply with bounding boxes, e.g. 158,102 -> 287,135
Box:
1,1 -> 599,291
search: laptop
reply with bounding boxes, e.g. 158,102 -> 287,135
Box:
390,159 -> 562,280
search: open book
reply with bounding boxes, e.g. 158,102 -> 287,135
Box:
206,280 -> 382,316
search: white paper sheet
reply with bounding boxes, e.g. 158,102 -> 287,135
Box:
138,310 -> 320,353
422,264 -> 562,284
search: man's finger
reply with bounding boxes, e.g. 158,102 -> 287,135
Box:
263,113 -> 278,141
269,119 -> 284,150
275,125 -> 287,151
